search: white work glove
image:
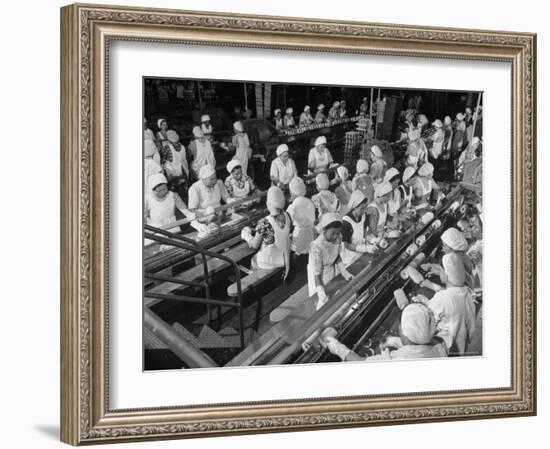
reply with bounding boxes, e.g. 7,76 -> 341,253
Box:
406,266 -> 425,284
316,286 -> 328,310
325,336 -> 351,361
356,243 -> 378,254
240,226 -> 253,244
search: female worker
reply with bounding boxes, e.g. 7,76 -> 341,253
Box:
369,145 -> 387,185
241,186 -> 291,279
283,107 -> 295,128
163,130 -> 189,200
231,121 -> 252,176
299,105 -> 313,126
273,109 -> 283,130
412,162 -> 440,210
187,164 -> 228,229
144,173 -> 195,234
383,167 -> 402,223
307,135 -> 333,174
334,166 -> 354,214
451,112 -> 467,156
200,114 -> 214,142
328,101 -> 340,120
429,119 -> 445,160
352,159 -> 374,203
307,213 -> 354,310
365,181 -> 393,238
270,144 -> 298,190
224,159 -> 256,201
312,173 -> 339,217
315,104 -> 327,124
188,126 -> 216,182
340,190 -> 378,267
323,302 -> 448,361
144,140 -> 162,198
156,118 -> 169,145
286,177 -> 316,256
399,166 -> 417,211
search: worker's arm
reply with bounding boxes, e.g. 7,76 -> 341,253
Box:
174,193 -> 195,220
269,160 -> 279,185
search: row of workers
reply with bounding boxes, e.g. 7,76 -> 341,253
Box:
273,100 -> 350,130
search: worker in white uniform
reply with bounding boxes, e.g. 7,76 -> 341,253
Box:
200,114 -> 214,142
283,107 -> 295,128
384,167 -> 402,218
414,253 -> 476,356
144,173 -> 195,235
156,118 -> 169,145
315,104 -> 327,124
162,130 -> 189,199
224,159 -> 255,201
351,159 -> 375,203
340,190 -> 379,267
143,118 -> 157,145
369,145 -> 387,185
144,139 -> 162,192
308,213 -> 354,310
299,105 -> 313,126
231,121 -> 252,177
312,173 -> 339,217
286,177 -> 316,256
328,101 -> 340,120
323,302 -> 448,361
365,181 -> 393,238
241,186 -> 291,279
399,166 -> 417,211
307,135 -> 333,174
334,166 -> 354,215
270,144 -> 297,190
188,164 -> 228,232
273,109 -> 283,130
429,119 -> 445,159
412,162 -> 440,210
188,126 -> 216,182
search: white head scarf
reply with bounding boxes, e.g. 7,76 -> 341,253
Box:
432,119 -> 443,128
274,109 -> 281,115
199,164 -> 216,180
336,165 -> 349,180
403,166 -> 416,183
226,159 -> 242,174
289,177 -> 306,197
304,105 -> 311,112
157,118 -> 167,129
356,159 -> 369,174
441,227 -> 468,252
370,145 -> 383,158
347,190 -> 367,210
148,173 -> 168,191
315,173 -> 330,190
285,107 -> 293,114
192,126 -> 204,138
266,186 -> 285,210
317,104 -> 325,110
276,144 -> 289,157
319,212 -> 342,230
384,167 -> 400,183
233,121 -> 244,133
201,114 -> 211,122
315,135 -> 327,146
418,162 -> 434,177
401,303 -> 436,345
374,181 -> 393,199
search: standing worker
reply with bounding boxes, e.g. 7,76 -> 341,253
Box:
270,144 -> 298,190
299,105 -> 314,126
232,121 -> 252,176
287,177 -> 316,256
308,135 -> 334,174
188,126 -> 216,182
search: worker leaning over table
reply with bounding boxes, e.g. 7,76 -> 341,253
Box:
188,126 -> 216,182
412,162 -> 441,210
283,107 -> 295,128
308,135 -> 334,174
368,145 -> 387,185
188,164 -> 228,229
365,181 -> 393,238
299,105 -> 313,126
241,186 -> 291,279
224,159 -> 256,202
328,101 -> 340,120
312,173 -> 339,217
352,159 -> 375,204
323,302 -> 448,361
315,104 -> 327,124
340,190 -> 379,267
286,177 -> 316,256
307,213 -> 354,310
270,144 -> 297,190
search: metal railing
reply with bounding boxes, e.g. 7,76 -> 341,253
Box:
144,224 -> 246,349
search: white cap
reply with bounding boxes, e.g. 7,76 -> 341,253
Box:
403,166 -> 416,183
442,253 -> 466,286
432,119 -> 443,128
333,101 -> 340,107
226,159 -> 242,174
374,181 -> 393,199
166,130 -> 179,144
285,107 -> 293,114
201,114 -> 211,122
289,177 -> 306,197
274,109 -> 281,115
465,107 -> 472,114
199,164 -> 216,180
441,227 -> 468,252
315,173 -> 330,190
336,165 -> 349,180
356,159 -> 369,174
276,144 -> 289,157
304,105 -> 311,112
444,115 -> 452,125
456,112 -> 465,121
384,167 -> 400,183
401,303 -> 436,345
471,136 -> 481,147
418,162 -> 434,177
157,118 -> 167,129
347,189 -> 367,210
315,135 -> 327,146
370,145 -> 383,158
144,140 -> 157,158
148,173 -> 168,191
233,121 -> 243,132
266,186 -> 285,210
317,104 -> 325,110
192,126 -> 204,138
319,212 -> 342,230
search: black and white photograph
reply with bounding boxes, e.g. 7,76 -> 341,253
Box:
143,78 -> 484,370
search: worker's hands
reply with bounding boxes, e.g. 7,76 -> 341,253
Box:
191,220 -> 211,235
379,335 -> 403,351
421,263 -> 441,275
406,266 -> 425,284
356,243 -> 378,254
316,286 -> 328,310
325,337 -> 351,361
240,226 -> 253,244
412,294 -> 430,305
340,268 -> 354,281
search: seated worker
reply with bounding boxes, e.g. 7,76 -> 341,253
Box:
399,166 -> 417,211
232,121 -> 252,177
224,159 -> 256,202
312,173 -> 339,217
339,100 -> 348,118
383,167 -> 402,221
369,145 -> 387,185
144,173 -> 195,233
241,186 -> 291,279
412,162 -> 440,210
328,101 -> 341,120
200,114 -> 214,142
273,109 -> 283,130
334,166 -> 354,215
188,164 -> 229,230
286,177 -> 316,256
163,130 -> 189,200
283,107 -> 295,128
365,181 -> 393,238
189,126 -> 216,182
340,190 -> 379,267
270,144 -> 297,190
299,105 -> 313,126
308,135 -> 334,175
315,104 -> 327,124
308,213 -> 354,310
352,159 -> 375,203
323,302 -> 448,361
413,253 -> 476,356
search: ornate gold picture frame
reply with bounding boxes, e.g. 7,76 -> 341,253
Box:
60,3 -> 536,445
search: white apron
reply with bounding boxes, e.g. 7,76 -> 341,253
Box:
271,158 -> 296,185
229,177 -> 251,200
287,197 -> 316,255
147,191 -> 180,232
400,185 -> 413,209
255,214 -> 291,278
340,214 -> 366,267
415,177 -> 433,209
307,242 -> 339,297
164,143 -> 188,178
368,201 -> 388,229
234,134 -> 251,175
191,140 -> 215,176
309,148 -> 330,173
388,188 -> 401,216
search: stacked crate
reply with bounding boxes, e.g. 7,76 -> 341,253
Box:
344,131 -> 362,163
